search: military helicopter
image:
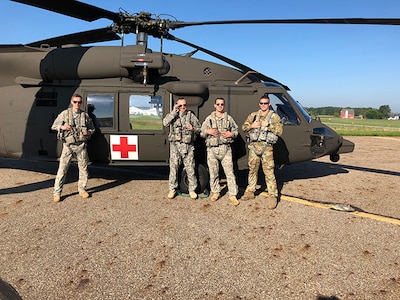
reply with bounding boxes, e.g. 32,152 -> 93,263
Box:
5,0 -> 396,192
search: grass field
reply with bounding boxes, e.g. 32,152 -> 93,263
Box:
130,115 -> 163,131
320,116 -> 400,136
129,114 -> 400,136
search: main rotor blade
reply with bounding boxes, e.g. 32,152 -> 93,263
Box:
165,34 -> 289,90
27,27 -> 120,47
12,0 -> 119,22
170,18 -> 400,29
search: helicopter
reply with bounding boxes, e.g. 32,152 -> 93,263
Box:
5,0 -> 397,193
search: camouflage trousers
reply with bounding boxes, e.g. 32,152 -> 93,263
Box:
54,142 -> 89,195
245,143 -> 278,197
168,142 -> 197,192
207,144 -> 237,196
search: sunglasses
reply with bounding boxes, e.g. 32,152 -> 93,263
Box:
215,103 -> 224,106
259,102 -> 270,105
179,104 -> 187,107
73,101 -> 82,104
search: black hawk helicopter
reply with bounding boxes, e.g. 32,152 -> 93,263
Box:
4,0 -> 395,192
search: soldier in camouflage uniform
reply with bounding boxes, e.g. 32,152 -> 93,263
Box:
201,98 -> 239,206
51,94 -> 95,202
241,94 -> 283,209
163,98 -> 201,199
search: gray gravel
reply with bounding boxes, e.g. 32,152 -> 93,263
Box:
1,136 -> 399,300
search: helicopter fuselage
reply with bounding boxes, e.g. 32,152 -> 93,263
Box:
0,44 -> 354,171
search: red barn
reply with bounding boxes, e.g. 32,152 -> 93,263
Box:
340,108 -> 355,119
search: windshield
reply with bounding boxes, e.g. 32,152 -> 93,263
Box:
262,83 -> 311,124
264,93 -> 312,124
291,95 -> 312,123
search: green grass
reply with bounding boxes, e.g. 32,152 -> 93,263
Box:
129,115 -> 400,136
130,115 -> 163,131
319,116 -> 400,136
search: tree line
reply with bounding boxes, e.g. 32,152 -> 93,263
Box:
304,105 -> 392,119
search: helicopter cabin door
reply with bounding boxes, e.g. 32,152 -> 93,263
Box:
85,91 -> 169,164
114,92 -> 169,164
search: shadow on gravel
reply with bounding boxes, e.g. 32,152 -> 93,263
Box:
235,159 -> 400,195
277,160 -> 349,183
0,158 -> 168,196
276,160 -> 400,182
235,160 -> 350,190
1,157 -> 399,196
0,279 -> 22,300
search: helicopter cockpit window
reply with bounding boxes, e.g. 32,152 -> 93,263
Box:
87,94 -> 114,128
292,97 -> 312,123
268,93 -> 301,125
129,95 -> 163,130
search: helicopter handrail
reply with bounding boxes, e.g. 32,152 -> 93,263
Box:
234,71 -> 258,85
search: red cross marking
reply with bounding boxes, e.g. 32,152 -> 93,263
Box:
112,136 -> 137,158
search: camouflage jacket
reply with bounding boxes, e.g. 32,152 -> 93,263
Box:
242,110 -> 283,136
200,111 -> 238,147
51,108 -> 95,143
162,110 -> 201,144
242,109 -> 283,146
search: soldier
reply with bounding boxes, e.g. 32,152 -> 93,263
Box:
201,97 -> 239,206
51,94 -> 95,202
241,94 -> 283,209
163,97 -> 201,199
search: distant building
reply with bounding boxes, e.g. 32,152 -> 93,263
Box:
129,106 -> 158,116
340,108 -> 355,119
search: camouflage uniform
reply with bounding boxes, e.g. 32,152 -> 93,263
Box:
201,112 -> 238,196
242,109 -> 283,197
163,109 -> 201,192
52,108 -> 95,195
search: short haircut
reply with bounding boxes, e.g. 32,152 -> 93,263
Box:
71,94 -> 82,100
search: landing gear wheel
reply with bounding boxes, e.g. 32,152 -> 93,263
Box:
179,164 -> 209,194
330,154 -> 340,162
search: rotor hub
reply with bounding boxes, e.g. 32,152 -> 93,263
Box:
112,12 -> 170,38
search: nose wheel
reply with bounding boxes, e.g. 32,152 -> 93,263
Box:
330,154 -> 340,162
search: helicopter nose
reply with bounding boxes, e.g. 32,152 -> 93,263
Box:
310,127 -> 354,160
327,136 -> 355,162
337,138 -> 355,154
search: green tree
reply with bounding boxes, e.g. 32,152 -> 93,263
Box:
365,109 -> 383,119
379,105 -> 391,118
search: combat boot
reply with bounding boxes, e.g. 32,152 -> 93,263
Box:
210,193 -> 220,202
189,191 -> 197,199
229,196 -> 239,206
167,190 -> 176,199
241,191 -> 255,201
53,194 -> 61,202
79,191 -> 90,198
267,196 -> 278,209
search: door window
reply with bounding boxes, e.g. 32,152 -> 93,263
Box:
129,95 -> 163,130
87,94 -> 115,128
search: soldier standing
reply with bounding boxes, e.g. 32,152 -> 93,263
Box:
163,97 -> 201,199
51,94 -> 95,202
241,94 -> 283,209
201,97 -> 239,206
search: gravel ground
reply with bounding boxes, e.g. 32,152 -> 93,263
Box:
0,136 -> 399,300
